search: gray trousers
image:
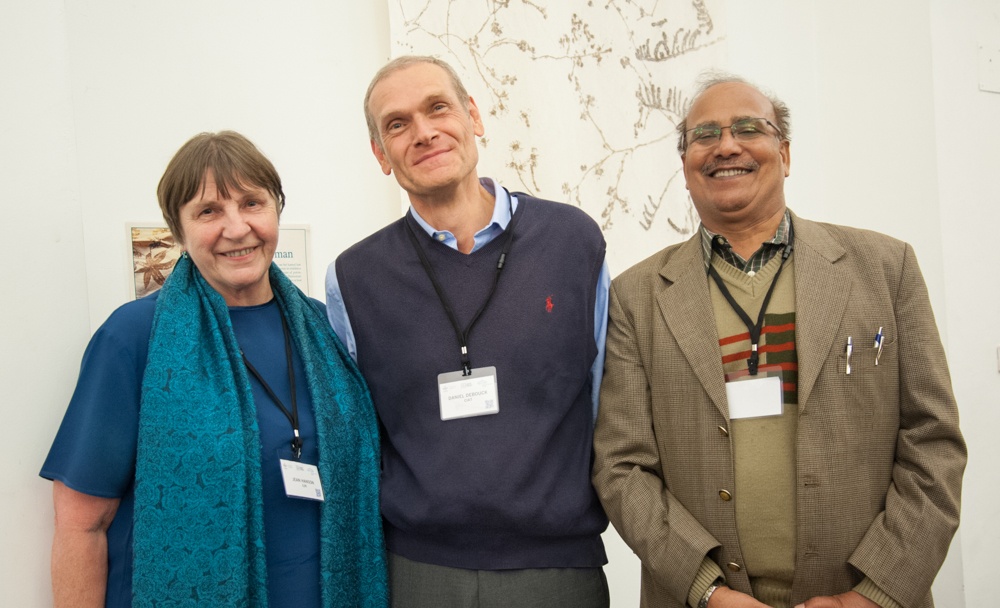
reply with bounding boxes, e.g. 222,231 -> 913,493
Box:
388,552 -> 611,608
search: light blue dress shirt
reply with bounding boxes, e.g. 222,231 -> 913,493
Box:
326,178 -> 610,420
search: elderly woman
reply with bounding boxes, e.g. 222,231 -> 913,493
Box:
40,131 -> 387,607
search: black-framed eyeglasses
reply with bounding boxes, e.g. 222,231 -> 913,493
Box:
683,117 -> 783,150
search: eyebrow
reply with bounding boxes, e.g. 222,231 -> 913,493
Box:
236,187 -> 272,203
192,184 -> 267,206
694,115 -> 758,128
379,91 -> 455,122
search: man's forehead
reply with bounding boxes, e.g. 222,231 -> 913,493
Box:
687,82 -> 774,124
372,64 -> 457,105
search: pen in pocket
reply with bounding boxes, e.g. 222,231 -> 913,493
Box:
845,336 -> 853,375
874,326 -> 884,365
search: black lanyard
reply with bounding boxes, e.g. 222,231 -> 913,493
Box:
404,196 -> 521,376
241,311 -> 302,459
707,226 -> 793,376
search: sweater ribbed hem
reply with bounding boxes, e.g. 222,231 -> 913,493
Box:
687,557 -> 724,608
855,577 -> 903,608
750,577 -> 792,607
386,524 -> 608,571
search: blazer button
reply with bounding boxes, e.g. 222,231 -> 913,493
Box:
727,562 -> 741,572
719,489 -> 732,501
718,425 -> 729,437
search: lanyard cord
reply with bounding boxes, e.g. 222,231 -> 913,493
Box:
404,195 -> 521,376
241,311 -> 302,459
707,225 -> 794,376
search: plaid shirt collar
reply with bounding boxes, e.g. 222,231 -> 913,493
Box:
700,210 -> 792,275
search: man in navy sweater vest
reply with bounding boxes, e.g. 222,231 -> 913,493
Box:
326,56 -> 611,607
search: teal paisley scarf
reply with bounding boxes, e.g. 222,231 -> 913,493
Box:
133,254 -> 387,607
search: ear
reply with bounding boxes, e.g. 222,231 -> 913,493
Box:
371,139 -> 392,176
680,153 -> 691,190
780,140 -> 791,177
468,96 -> 485,137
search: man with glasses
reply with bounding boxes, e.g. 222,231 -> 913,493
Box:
592,74 -> 965,608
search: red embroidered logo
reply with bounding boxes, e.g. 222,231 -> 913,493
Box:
545,295 -> 554,313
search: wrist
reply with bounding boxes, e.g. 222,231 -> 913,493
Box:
698,579 -> 725,608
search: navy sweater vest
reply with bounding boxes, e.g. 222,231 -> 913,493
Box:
336,194 -> 608,569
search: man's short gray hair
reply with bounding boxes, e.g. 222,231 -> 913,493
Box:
675,71 -> 791,154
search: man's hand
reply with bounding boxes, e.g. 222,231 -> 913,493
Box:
708,586 -> 771,607
794,591 -> 879,608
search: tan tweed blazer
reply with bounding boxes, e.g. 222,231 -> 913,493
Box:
593,212 -> 965,608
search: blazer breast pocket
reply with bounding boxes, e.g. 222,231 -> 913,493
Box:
834,336 -> 899,419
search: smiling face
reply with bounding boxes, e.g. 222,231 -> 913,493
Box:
177,170 -> 279,306
367,62 -> 484,202
681,82 -> 791,231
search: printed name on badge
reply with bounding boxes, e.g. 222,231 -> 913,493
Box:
279,459 -> 325,501
438,366 -> 500,421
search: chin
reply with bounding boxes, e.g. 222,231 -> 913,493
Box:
694,197 -> 749,217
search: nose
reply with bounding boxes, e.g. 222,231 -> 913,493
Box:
412,114 -> 438,145
714,128 -> 742,156
220,206 -> 251,240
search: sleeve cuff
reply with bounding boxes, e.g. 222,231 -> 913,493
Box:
686,557 -> 724,608
854,577 -> 902,608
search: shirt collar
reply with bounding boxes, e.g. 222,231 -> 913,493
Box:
408,178 -> 517,251
699,209 -> 792,272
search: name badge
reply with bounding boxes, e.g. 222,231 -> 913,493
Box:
438,366 -> 500,421
279,459 -> 325,501
725,375 -> 783,420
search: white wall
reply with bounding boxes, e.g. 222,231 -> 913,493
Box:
1,3 -> 91,604
2,1 -> 994,606
930,2 -> 1000,608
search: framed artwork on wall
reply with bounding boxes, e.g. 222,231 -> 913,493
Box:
129,225 -> 182,299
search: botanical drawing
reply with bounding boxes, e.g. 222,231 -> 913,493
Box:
390,0 -> 726,268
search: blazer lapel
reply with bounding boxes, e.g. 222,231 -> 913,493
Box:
790,214 -> 851,411
656,236 -> 731,419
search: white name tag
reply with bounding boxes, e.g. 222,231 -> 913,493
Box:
279,459 -> 325,501
438,366 -> 500,421
726,375 -> 783,420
